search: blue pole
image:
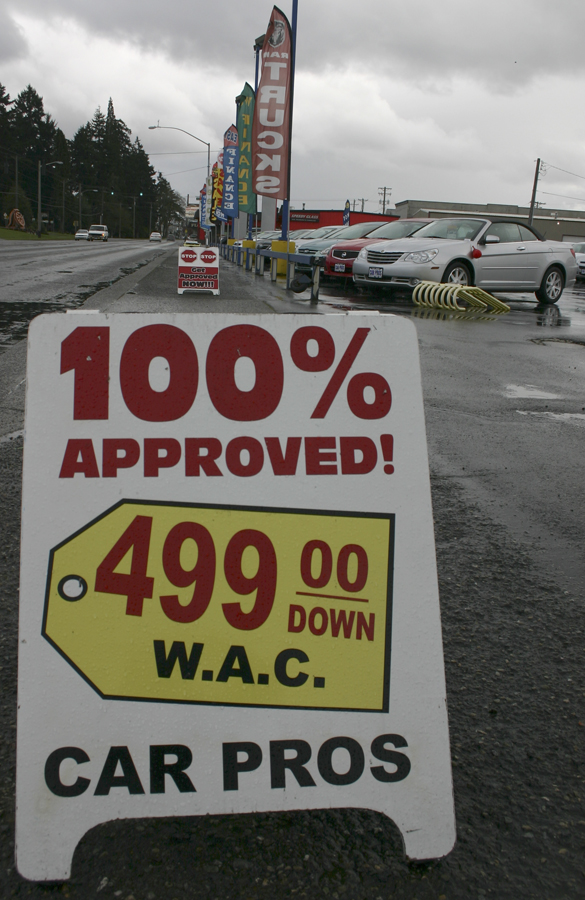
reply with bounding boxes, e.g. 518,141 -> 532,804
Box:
281,0 -> 298,241
249,42 -> 263,240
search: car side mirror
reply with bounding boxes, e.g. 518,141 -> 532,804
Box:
484,235 -> 500,244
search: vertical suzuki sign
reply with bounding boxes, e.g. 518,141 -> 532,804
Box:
251,6 -> 292,200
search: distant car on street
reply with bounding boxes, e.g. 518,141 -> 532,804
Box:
573,241 -> 585,279
74,229 -> 89,241
149,232 -> 162,242
324,218 -> 434,280
87,225 -> 108,242
352,217 -> 576,304
184,236 -> 201,246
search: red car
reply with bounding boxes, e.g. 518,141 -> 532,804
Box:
324,218 -> 435,280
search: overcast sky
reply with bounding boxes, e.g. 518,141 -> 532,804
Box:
3,0 -> 585,215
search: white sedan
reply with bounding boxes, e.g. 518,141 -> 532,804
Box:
74,229 -> 89,241
353,218 -> 577,304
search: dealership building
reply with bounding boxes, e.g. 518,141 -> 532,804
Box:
391,199 -> 585,242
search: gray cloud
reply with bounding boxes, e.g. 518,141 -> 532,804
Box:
0,7 -> 27,63
4,0 -> 585,90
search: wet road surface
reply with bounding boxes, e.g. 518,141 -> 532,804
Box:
0,238 -> 170,348
0,255 -> 583,899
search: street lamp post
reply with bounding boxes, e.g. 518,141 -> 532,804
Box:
78,186 -> 98,230
148,124 -> 211,177
37,160 -> 63,238
131,193 -> 143,239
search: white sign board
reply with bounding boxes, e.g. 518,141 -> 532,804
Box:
178,246 -> 219,295
16,313 -> 455,881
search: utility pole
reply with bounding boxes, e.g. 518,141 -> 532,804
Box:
528,158 -> 541,226
357,198 -> 368,213
37,161 -> 42,238
378,186 -> 391,213
352,200 -> 356,212
15,157 -> 18,209
133,197 -> 136,239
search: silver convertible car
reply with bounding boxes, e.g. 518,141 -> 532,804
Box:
352,217 -> 577,304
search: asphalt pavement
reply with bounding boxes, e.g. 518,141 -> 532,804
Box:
0,247 -> 583,899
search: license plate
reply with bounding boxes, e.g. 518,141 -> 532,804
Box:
369,267 -> 383,279
334,263 -> 346,272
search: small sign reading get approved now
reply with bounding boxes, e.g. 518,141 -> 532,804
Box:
17,313 -> 455,881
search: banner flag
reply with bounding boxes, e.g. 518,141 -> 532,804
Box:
251,6 -> 292,200
205,176 -> 213,226
210,159 -> 224,225
200,185 -> 210,231
236,83 -> 256,214
220,125 -> 239,219
343,199 -> 351,225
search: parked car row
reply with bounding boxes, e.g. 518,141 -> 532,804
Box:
221,216 -> 576,305
290,216 -> 576,305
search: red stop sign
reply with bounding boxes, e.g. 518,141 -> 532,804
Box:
201,250 -> 217,264
181,250 -> 197,262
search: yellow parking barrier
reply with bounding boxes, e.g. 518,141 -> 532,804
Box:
412,281 -> 509,314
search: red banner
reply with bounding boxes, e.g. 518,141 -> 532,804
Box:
251,6 -> 292,201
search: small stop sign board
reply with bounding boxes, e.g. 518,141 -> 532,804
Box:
16,313 -> 455,881
178,246 -> 219,295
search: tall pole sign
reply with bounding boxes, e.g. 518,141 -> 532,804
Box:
236,84 -> 256,216
251,6 -> 293,202
16,312 -> 455,881
220,125 -> 239,220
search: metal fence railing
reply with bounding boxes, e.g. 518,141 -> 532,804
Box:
219,242 -> 321,301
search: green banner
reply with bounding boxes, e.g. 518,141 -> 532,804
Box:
236,83 -> 256,214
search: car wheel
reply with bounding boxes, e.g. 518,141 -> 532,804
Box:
536,265 -> 564,304
442,261 -> 472,285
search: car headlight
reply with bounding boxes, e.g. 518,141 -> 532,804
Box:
358,247 -> 368,259
402,249 -> 439,263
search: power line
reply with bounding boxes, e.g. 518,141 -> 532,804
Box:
159,165 -> 210,177
538,189 -> 585,205
149,149 -> 222,157
541,161 -> 585,183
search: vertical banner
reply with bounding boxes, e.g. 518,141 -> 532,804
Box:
220,125 -> 239,219
343,200 -> 351,226
211,159 -> 224,225
200,185 -> 210,231
205,176 -> 213,227
251,6 -> 292,200
236,83 -> 256,214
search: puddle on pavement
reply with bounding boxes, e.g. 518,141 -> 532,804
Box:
517,411 -> 585,426
0,259 -> 151,350
308,280 -> 585,338
503,384 -> 562,400
0,298 -> 84,348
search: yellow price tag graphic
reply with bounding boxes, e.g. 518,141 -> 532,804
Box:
43,501 -> 394,712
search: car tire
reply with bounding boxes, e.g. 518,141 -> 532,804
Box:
536,266 -> 564,304
442,261 -> 472,285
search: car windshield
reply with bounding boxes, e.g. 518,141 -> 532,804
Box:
331,222 -> 386,239
573,242 -> 585,252
364,220 -> 430,240
309,226 -> 344,238
413,218 -> 485,240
